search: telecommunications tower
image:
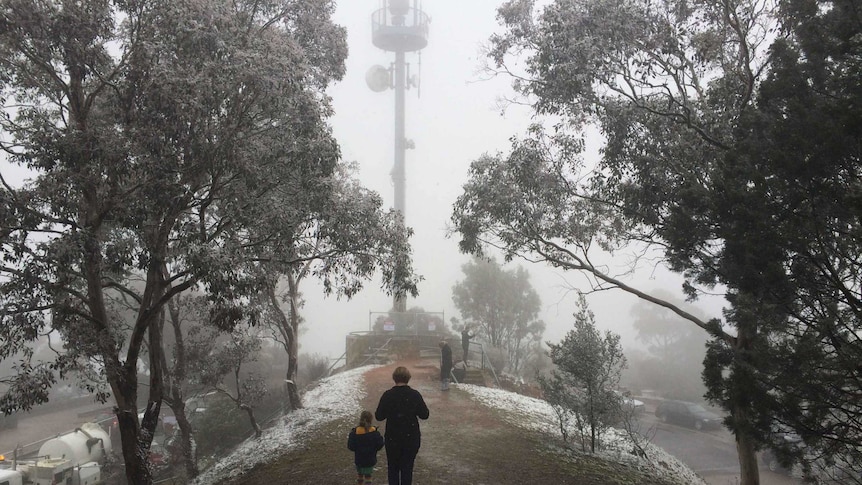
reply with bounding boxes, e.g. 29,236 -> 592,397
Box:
367,0 -> 429,312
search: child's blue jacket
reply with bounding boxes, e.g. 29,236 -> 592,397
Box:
347,425 -> 385,467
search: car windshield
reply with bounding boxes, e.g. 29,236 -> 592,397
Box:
686,404 -> 708,413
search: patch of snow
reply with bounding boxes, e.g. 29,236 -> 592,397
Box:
459,384 -> 706,485
191,365 -> 375,485
193,366 -> 703,485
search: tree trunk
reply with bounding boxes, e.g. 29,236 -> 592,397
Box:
114,255 -> 169,485
268,282 -> 302,411
162,294 -> 200,478
286,273 -> 303,410
589,389 -> 596,453
736,419 -> 760,485
731,327 -> 761,485
83,227 -> 154,485
285,367 -> 302,412
134,321 -> 164,482
113,367 -> 153,485
144,309 -> 165,439
732,375 -> 760,485
240,403 -> 263,438
165,396 -> 198,479
163,294 -> 199,478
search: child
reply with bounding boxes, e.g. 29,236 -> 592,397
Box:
347,410 -> 385,485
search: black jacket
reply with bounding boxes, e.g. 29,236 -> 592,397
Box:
440,343 -> 453,377
461,330 -> 473,350
347,425 -> 384,467
375,385 -> 429,448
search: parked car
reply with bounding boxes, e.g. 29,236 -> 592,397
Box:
654,400 -> 722,430
761,431 -> 862,483
614,390 -> 645,415
760,431 -> 802,475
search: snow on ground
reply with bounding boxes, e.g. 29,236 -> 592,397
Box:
193,366 -> 703,485
459,384 -> 707,485
190,365 -> 372,485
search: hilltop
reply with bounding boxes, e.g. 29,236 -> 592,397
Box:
192,360 -> 705,485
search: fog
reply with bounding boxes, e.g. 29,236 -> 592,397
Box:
299,1 -> 725,361
0,0 -> 728,369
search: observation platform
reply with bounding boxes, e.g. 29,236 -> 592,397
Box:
372,6 -> 429,52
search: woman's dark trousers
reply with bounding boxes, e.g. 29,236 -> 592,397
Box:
385,444 -> 419,485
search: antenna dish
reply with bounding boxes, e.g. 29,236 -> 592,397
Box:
365,65 -> 390,92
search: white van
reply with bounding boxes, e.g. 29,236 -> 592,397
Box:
0,469 -> 24,485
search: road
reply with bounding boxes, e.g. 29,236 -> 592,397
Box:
1,392 -> 803,485
0,400 -> 113,459
635,403 -> 801,485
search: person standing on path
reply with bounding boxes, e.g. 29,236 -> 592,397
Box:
375,366 -> 429,485
439,340 -> 453,390
347,410 -> 385,485
461,327 -> 474,365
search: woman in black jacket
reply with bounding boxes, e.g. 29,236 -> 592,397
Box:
439,341 -> 453,390
347,410 -> 384,484
375,366 -> 429,485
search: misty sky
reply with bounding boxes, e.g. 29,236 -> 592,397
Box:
300,0 -> 727,360
0,0 -> 726,362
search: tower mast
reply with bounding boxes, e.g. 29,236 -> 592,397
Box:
369,0 -> 429,312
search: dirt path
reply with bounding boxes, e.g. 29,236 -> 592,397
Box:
222,360 -> 684,485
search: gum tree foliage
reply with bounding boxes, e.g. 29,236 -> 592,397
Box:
452,1 -> 861,483
0,1 -> 361,483
539,294 -> 626,453
451,257 -> 545,375
187,322 -> 267,439
258,161 -> 418,411
189,393 -> 248,462
153,164 -> 418,475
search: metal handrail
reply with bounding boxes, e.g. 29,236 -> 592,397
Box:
474,343 -> 501,388
358,338 -> 393,367
456,341 -> 501,388
327,352 -> 346,375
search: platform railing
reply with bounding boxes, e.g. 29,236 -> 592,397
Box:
357,338 -> 393,367
455,342 -> 500,388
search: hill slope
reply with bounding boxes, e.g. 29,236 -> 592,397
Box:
192,360 -> 705,485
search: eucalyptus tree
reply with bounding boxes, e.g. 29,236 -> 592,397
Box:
0,1 -> 349,483
159,293 -> 202,478
452,257 -> 545,375
187,322 -> 268,439
258,161 -> 418,411
154,161 -> 417,473
452,0 -> 861,483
